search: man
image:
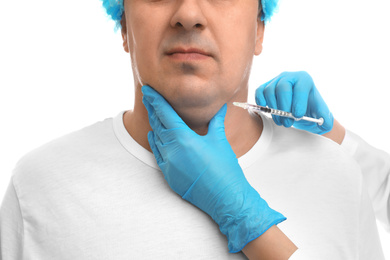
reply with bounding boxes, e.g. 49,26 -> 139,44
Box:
1,0 -> 389,259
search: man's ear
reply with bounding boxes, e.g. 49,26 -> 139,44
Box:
254,17 -> 265,56
121,15 -> 130,53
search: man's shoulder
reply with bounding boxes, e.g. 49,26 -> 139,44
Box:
12,117 -> 117,185
267,117 -> 359,169
260,117 -> 363,193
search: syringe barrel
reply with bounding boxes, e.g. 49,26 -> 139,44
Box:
270,108 -> 323,126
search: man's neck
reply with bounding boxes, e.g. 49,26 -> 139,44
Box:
123,89 -> 263,158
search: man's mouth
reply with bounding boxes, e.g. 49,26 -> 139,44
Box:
166,47 -> 212,61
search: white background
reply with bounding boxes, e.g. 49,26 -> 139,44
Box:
1,0 -> 389,257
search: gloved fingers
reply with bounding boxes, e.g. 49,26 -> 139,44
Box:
143,95 -> 180,144
291,72 -> 312,119
275,77 -> 294,128
311,88 -> 334,133
150,109 -> 178,144
154,131 -> 169,164
255,78 -> 274,106
147,131 -> 164,166
318,112 -> 334,134
142,85 -> 188,130
143,96 -> 158,129
143,95 -> 166,135
208,104 -> 227,137
255,85 -> 267,107
263,78 -> 282,126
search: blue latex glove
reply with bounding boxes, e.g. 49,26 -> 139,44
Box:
142,85 -> 286,253
255,71 -> 334,134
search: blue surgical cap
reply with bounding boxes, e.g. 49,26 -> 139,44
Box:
101,0 -> 278,32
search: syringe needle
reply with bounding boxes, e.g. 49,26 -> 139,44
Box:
232,102 -> 249,109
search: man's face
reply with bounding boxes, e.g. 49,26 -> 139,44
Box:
121,0 -> 264,119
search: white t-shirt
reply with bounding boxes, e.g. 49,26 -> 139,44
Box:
1,111 -> 389,259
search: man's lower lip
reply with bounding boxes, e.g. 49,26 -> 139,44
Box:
167,53 -> 210,61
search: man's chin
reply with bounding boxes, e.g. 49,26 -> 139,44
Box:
173,102 -> 224,134
150,79 -> 218,107
159,86 -> 223,126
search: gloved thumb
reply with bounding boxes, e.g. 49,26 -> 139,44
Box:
319,112 -> 334,134
208,104 -> 227,136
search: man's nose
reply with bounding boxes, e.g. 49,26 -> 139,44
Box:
170,0 -> 208,31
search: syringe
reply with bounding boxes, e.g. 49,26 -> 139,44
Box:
233,102 -> 324,126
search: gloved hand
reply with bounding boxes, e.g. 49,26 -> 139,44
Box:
255,71 -> 334,134
142,85 -> 286,253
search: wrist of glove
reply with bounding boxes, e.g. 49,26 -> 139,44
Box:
142,85 -> 286,253
182,164 -> 286,253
